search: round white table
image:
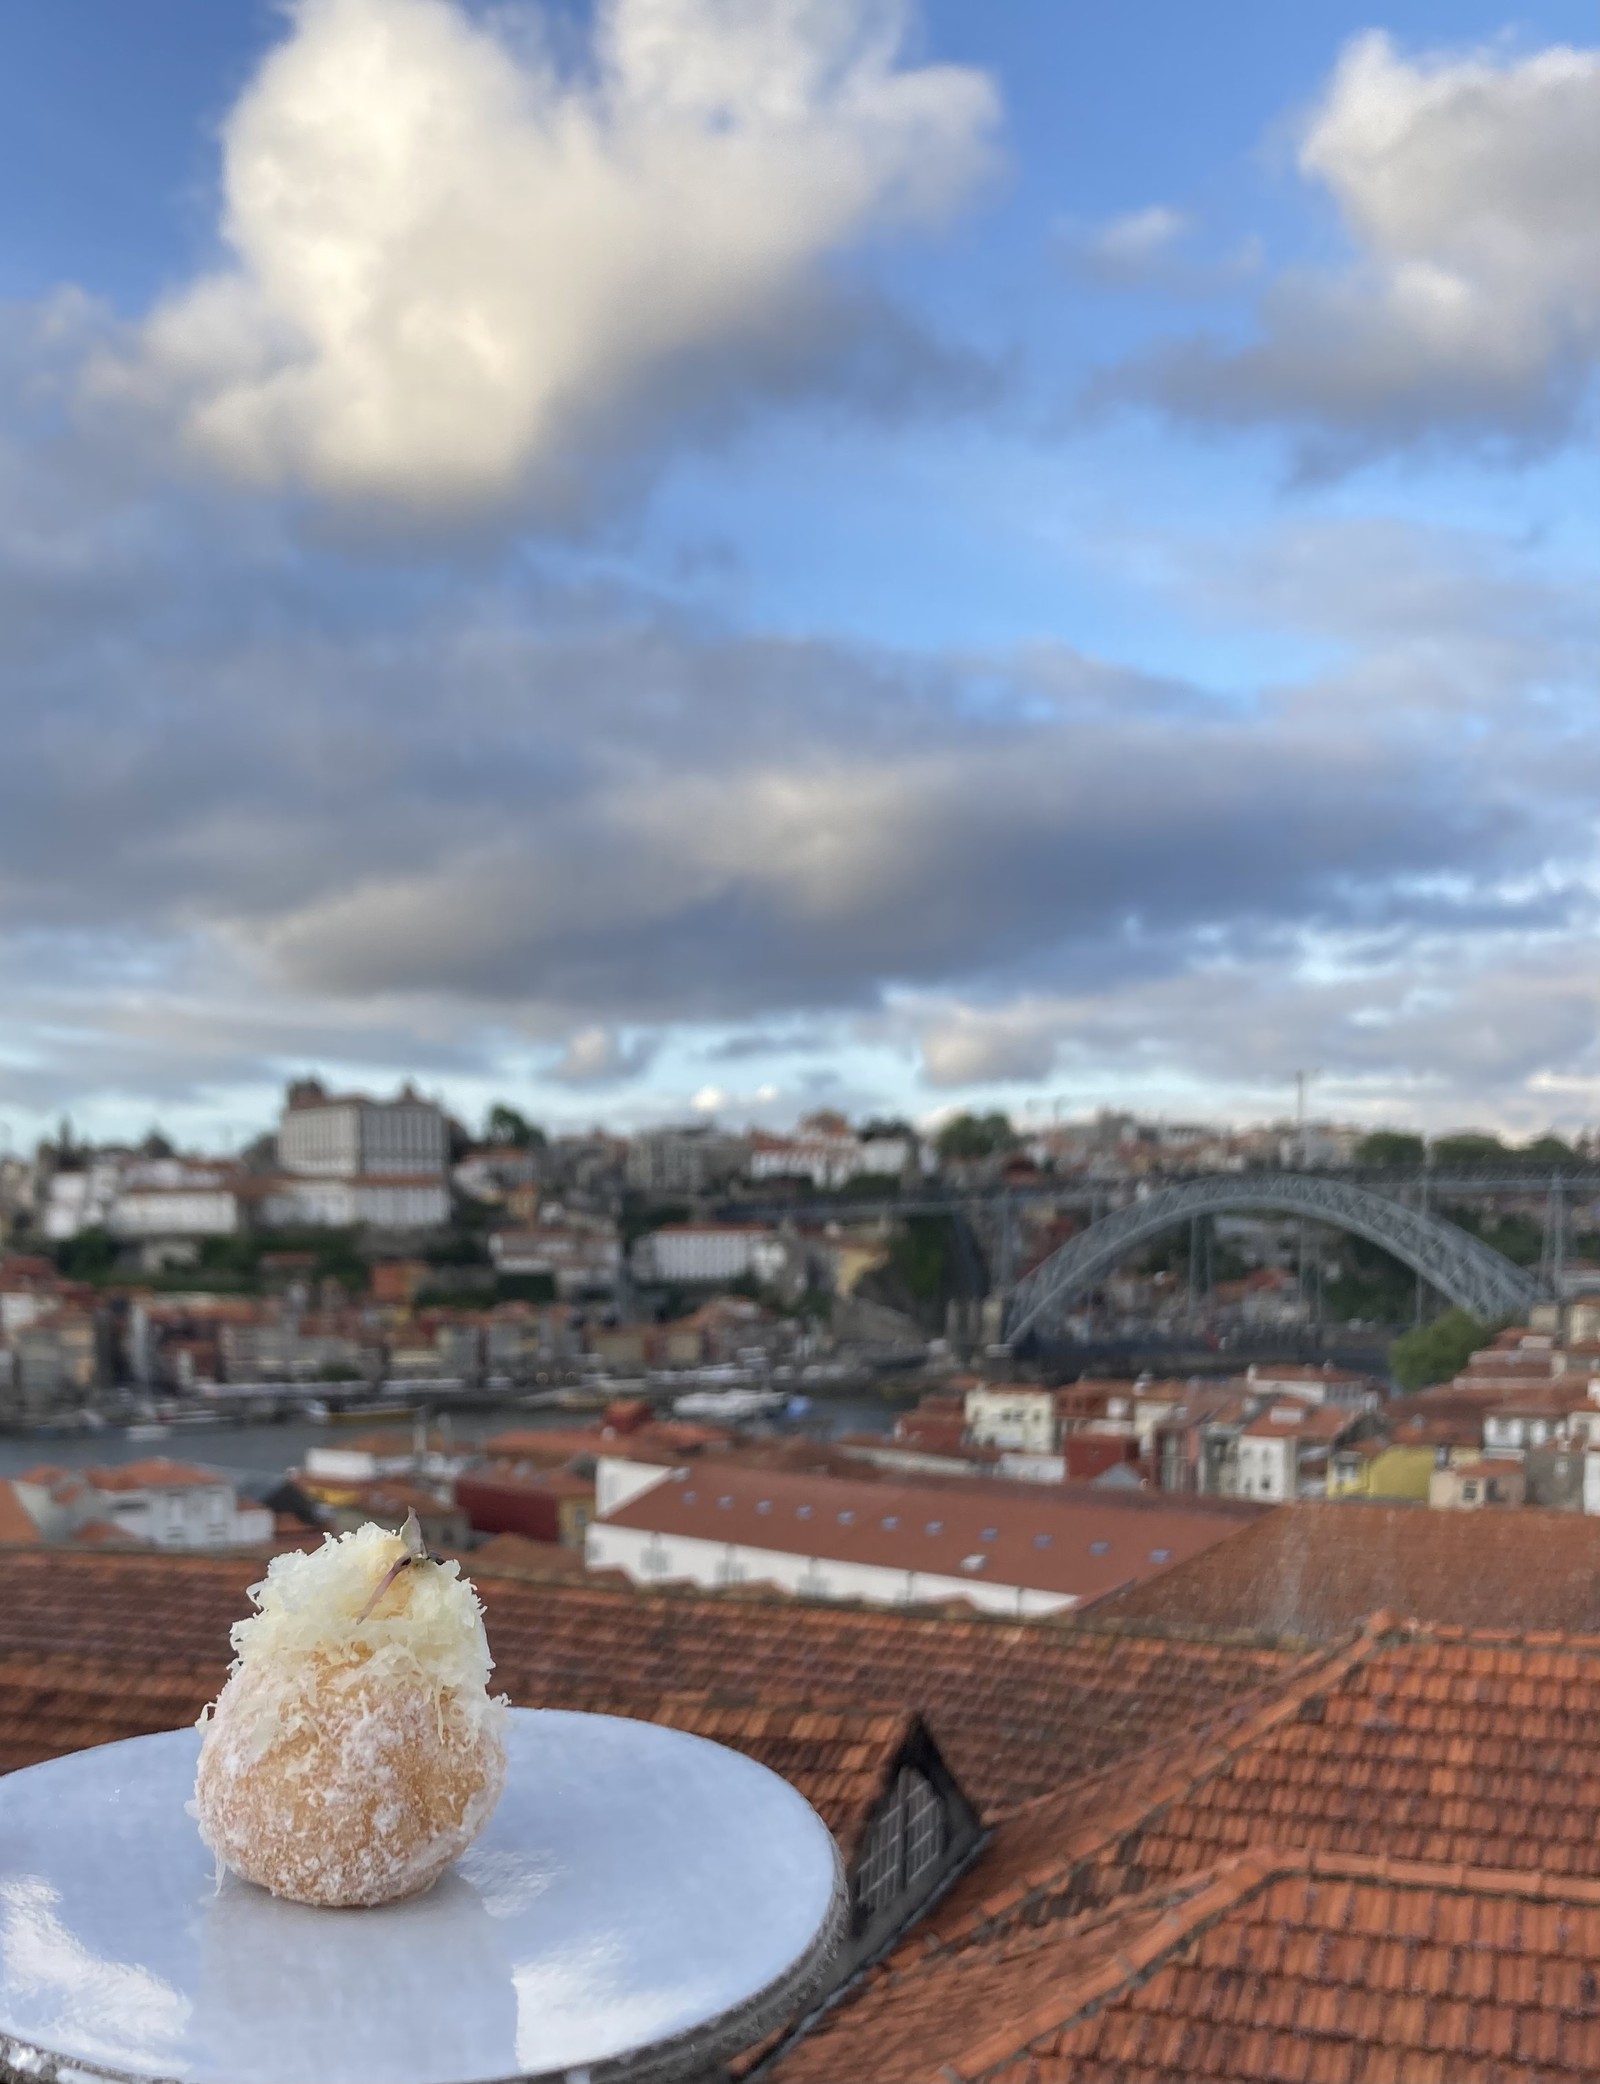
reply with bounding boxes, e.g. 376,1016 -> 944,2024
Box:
0,1709 -> 846,2084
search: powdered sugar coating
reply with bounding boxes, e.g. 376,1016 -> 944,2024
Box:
193,1524 -> 507,1907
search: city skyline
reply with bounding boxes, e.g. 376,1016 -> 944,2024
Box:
2,0 -> 1598,1148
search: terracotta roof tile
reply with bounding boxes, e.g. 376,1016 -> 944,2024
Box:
1098,1501 -> 1600,1638
772,1851 -> 1600,2082
600,1460 -> 1258,1607
0,1483 -> 42,1546
0,1547 -> 1289,1820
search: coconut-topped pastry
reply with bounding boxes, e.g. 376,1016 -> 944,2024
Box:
194,1514 -> 507,1908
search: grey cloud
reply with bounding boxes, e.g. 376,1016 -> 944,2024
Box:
904,932 -> 1600,1128
4,302 -> 1600,1129
1,382 -> 1595,1056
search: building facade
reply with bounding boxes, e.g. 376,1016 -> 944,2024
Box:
278,1080 -> 448,1178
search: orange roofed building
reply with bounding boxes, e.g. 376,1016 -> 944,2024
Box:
13,1459 -> 271,1551
587,1457 -> 1260,1617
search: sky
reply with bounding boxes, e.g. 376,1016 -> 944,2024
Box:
1,0 -> 1598,1154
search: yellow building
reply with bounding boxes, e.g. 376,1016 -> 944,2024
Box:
1328,1441 -> 1444,1503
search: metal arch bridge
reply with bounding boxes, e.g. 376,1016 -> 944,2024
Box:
1003,1172 -> 1544,1343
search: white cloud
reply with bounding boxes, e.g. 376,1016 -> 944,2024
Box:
546,1024 -> 655,1084
1101,31 -> 1600,464
97,0 -> 997,511
1073,205 -> 1188,285
915,1000 -> 1062,1086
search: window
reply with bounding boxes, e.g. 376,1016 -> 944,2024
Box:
1089,1539 -> 1110,1555
882,1514 -> 900,1529
981,1526 -> 998,1542
718,1495 -> 733,1509
1462,1482 -> 1478,1502
839,1510 -> 855,1524
797,1504 -> 813,1519
1033,1533 -> 1052,1548
856,1768 -> 947,1919
682,1490 -> 697,1503
1150,1547 -> 1171,1562
756,1500 -> 772,1515
925,1520 -> 943,1535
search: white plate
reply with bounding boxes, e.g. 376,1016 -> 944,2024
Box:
0,1710 -> 845,2084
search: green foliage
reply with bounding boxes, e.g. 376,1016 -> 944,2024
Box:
1442,1203 -> 1543,1269
890,1214 -> 957,1300
485,1104 -> 545,1149
493,1273 -> 556,1305
1354,1131 -> 1426,1168
935,1111 -> 1016,1161
838,1171 -> 902,1198
1428,1132 -> 1506,1166
53,1228 -> 118,1282
857,1117 -> 913,1140
423,1231 -> 491,1267
1323,1232 -> 1415,1324
620,1197 -> 690,1249
1522,1135 -> 1577,1164
1389,1307 -> 1491,1392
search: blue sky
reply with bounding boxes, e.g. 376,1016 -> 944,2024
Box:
1,0 -> 1598,1154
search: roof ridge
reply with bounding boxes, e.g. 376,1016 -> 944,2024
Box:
932,1612 -> 1400,1945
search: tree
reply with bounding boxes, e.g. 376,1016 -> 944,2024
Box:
1522,1135 -> 1577,1164
1389,1308 -> 1492,1392
1428,1132 -> 1506,1167
858,1117 -> 914,1141
936,1111 -> 1016,1162
484,1103 -> 545,1149
54,1227 -> 118,1283
1354,1130 -> 1425,1168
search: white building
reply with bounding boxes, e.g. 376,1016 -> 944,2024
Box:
110,1181 -> 241,1239
279,1080 -> 448,1178
1236,1403 -> 1359,1502
631,1223 -> 788,1286
42,1161 -> 123,1241
257,1176 -> 450,1230
489,1221 -> 621,1296
963,1383 -> 1056,1454
14,1458 -> 272,1550
587,1458 -> 1240,1617
748,1124 -> 911,1189
625,1128 -> 749,1196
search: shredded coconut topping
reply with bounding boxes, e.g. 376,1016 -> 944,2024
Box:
222,1523 -> 503,1759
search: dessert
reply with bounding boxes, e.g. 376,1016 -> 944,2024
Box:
193,1513 -> 507,1908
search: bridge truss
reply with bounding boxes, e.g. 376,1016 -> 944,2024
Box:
1003,1172 -> 1544,1344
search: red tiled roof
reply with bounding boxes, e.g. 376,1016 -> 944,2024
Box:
775,1848 -> 1600,2082
0,1645 -> 911,1866
635,1700 -> 918,1864
599,1461 -> 1256,1607
772,1619 -> 1600,2079
0,1483 -> 41,1546
71,1520 -> 150,1548
87,1459 -> 224,1493
0,1549 -> 1290,1818
1097,1500 -> 1600,1638
459,1533 -> 600,1582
